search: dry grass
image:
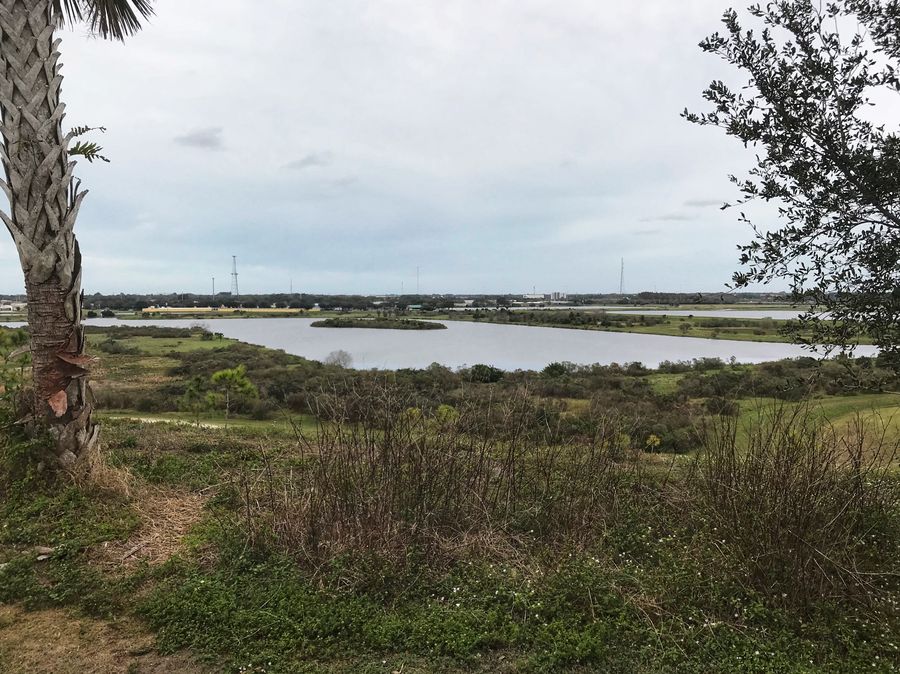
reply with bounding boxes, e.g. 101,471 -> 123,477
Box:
686,403 -> 900,607
77,449 -> 207,569
91,485 -> 206,570
76,454 -> 135,498
0,605 -> 210,674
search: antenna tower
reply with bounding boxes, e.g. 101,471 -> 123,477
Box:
619,258 -> 625,295
231,256 -> 239,296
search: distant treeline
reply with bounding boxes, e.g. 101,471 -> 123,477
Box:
0,291 -> 796,312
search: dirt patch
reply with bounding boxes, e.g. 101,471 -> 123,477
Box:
0,605 -> 212,673
92,485 -> 207,570
109,415 -> 222,429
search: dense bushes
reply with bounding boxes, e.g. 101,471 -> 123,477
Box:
241,384 -> 646,564
84,325 -> 203,339
462,363 -> 503,383
234,382 -> 900,619
95,338 -> 141,355
676,355 -> 900,400
81,326 -> 900,455
686,404 -> 900,608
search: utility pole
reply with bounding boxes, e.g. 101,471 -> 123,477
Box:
212,277 -> 215,296
231,256 -> 239,296
619,258 -> 625,295
416,266 -> 420,295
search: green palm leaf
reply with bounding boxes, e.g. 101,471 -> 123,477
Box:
51,0 -> 154,40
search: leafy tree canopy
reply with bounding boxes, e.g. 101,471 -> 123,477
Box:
685,0 -> 900,367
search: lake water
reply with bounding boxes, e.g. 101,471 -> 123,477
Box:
4,317 -> 867,371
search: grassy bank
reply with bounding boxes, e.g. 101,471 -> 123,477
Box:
430,309 -> 863,345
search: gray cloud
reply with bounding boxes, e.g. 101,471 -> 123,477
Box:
0,0 -> 776,295
174,127 -> 224,150
330,176 -> 358,189
639,213 -> 696,223
684,198 -> 723,208
285,152 -> 334,170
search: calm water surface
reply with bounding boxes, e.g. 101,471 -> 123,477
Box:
17,317 -> 868,370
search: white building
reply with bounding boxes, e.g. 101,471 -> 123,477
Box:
0,301 -> 26,313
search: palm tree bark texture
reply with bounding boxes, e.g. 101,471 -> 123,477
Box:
0,0 -> 97,468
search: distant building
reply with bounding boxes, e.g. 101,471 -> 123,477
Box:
0,301 -> 26,312
550,292 -> 567,301
522,293 -> 545,300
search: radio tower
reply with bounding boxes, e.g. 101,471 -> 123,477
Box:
231,256 -> 239,296
619,258 -> 625,295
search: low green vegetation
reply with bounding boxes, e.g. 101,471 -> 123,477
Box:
312,317 -> 447,330
431,309 -> 866,345
1,324 -> 899,672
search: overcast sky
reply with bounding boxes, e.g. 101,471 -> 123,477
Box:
0,0 -> 779,295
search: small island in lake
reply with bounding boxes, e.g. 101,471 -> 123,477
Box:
311,317 -> 447,330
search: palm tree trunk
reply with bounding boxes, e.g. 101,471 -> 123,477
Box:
0,0 -> 98,468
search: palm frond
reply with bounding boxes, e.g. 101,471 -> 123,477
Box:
51,0 -> 154,41
68,124 -> 107,139
69,141 -> 110,163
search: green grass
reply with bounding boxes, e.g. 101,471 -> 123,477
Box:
99,409 -> 318,433
426,312 -> 805,343
120,335 -> 234,355
0,474 -> 142,616
738,393 -> 900,423
423,310 -> 870,345
88,333 -> 236,356
1,402 -> 898,672
4,477 -> 887,673
135,520 -> 900,673
645,372 -> 686,394
735,393 -> 900,447
603,318 -> 794,342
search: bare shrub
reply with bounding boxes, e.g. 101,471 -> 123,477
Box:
324,350 -> 353,368
686,402 -> 900,608
236,382 -> 645,567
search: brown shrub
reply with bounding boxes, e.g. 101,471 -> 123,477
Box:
684,403 -> 900,608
